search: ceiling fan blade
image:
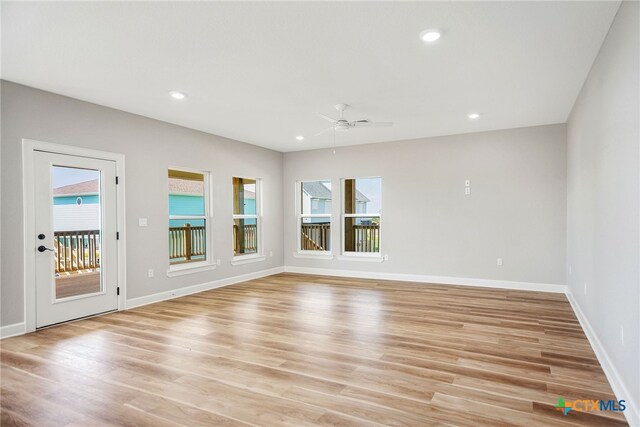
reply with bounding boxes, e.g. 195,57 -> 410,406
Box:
352,121 -> 394,127
314,126 -> 334,137
318,113 -> 337,123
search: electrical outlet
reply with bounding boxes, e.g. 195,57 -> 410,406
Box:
583,282 -> 587,295
148,269 -> 154,278
384,254 -> 389,261
497,258 -> 503,266
620,325 -> 624,345
138,218 -> 148,227
465,187 -> 471,195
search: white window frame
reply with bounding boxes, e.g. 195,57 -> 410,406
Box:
296,180 -> 332,257
167,167 -> 215,276
232,176 -> 264,264
341,177 -> 382,259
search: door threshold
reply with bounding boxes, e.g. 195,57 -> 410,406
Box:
36,309 -> 118,330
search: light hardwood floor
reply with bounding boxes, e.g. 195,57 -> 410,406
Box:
0,273 -> 627,426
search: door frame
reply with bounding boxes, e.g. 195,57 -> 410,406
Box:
22,139 -> 127,332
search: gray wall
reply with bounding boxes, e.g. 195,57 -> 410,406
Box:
567,0 -> 639,413
284,124 -> 567,285
1,81 -> 284,327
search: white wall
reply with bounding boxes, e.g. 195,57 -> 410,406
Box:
566,1 -> 639,422
0,81 -> 284,327
284,124 -> 567,287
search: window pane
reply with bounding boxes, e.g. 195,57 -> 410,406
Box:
168,169 -> 207,266
233,177 -> 257,215
169,220 -> 207,264
344,217 -> 380,253
301,219 -> 330,251
344,178 -> 381,214
301,180 -> 332,215
168,169 -> 205,216
234,218 -> 258,255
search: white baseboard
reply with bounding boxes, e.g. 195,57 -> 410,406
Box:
566,290 -> 639,426
125,266 -> 284,309
283,266 -> 567,293
0,322 -> 26,339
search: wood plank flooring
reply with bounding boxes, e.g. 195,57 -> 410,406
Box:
0,273 -> 627,426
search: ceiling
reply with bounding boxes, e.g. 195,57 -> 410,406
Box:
1,1 -> 620,152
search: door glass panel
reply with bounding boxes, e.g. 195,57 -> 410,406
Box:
52,166 -> 102,299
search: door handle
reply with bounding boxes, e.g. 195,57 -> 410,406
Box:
38,245 -> 54,252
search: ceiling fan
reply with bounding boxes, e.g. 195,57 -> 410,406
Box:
315,104 -> 393,136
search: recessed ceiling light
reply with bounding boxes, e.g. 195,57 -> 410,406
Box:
170,91 -> 186,100
468,113 -> 480,119
296,136 -> 304,141
420,30 -> 441,43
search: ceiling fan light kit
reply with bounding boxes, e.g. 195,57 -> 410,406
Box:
314,104 -> 394,137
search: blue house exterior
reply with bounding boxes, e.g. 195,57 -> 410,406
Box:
168,194 -> 204,227
53,179 -> 257,228
169,192 -> 256,228
169,194 -> 255,227
53,192 -> 229,217
53,195 -> 100,205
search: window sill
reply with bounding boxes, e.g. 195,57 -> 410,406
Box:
293,252 -> 334,260
166,262 -> 217,277
337,255 -> 385,263
231,254 -> 266,266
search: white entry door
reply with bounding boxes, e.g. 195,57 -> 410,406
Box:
34,151 -> 118,328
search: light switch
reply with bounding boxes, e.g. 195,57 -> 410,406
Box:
465,180 -> 470,187
139,218 -> 148,227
